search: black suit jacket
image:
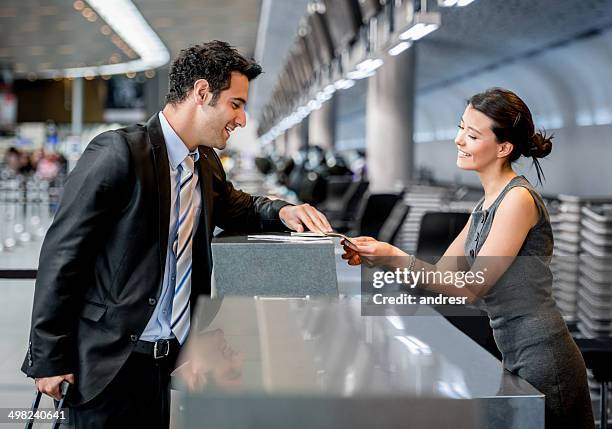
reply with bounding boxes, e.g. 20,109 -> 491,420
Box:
22,114 -> 290,405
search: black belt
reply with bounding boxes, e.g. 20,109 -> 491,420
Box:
133,338 -> 180,359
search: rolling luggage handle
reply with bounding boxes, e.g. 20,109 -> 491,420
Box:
25,380 -> 70,429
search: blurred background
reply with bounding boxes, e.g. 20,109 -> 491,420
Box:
1,0 -> 612,426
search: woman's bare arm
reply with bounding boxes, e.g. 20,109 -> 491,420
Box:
345,187 -> 539,303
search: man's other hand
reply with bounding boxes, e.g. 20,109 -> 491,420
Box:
279,204 -> 332,234
35,373 -> 75,400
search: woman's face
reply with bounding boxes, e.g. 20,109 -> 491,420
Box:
455,104 -> 505,171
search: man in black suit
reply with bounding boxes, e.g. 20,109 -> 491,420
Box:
22,41 -> 332,428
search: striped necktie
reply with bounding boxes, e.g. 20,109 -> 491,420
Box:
171,154 -> 196,344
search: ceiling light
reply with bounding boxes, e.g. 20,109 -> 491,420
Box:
346,69 -> 374,80
356,58 -> 383,73
334,78 -> 355,90
316,91 -> 331,103
323,84 -> 336,95
438,0 -> 475,6
399,12 -> 441,41
346,58 -> 383,80
400,23 -> 439,41
388,41 -> 412,56
40,0 -> 169,79
307,99 -> 322,111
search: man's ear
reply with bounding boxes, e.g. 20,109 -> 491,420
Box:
498,141 -> 514,158
193,79 -> 211,106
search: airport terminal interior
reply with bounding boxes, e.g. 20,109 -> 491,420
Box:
1,0 -> 612,428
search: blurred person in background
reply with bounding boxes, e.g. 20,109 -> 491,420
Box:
33,149 -> 67,181
3,146 -> 21,173
4,146 -> 32,175
22,40 -> 332,429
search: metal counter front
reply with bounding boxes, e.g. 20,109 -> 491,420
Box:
173,296 -> 544,429
211,234 -> 338,296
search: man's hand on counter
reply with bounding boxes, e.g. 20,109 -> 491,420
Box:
279,204 -> 333,234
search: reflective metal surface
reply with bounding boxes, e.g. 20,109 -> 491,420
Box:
175,296 -> 544,428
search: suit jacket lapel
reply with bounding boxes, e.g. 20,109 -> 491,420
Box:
190,146 -> 214,296
195,146 -> 213,267
146,114 -> 171,270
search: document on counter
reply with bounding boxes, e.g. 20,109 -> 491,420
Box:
247,234 -> 332,243
291,231 -> 356,246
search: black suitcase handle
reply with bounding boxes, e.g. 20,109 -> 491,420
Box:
25,380 -> 70,429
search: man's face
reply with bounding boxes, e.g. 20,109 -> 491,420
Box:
198,71 -> 248,150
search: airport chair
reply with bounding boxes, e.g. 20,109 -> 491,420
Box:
254,156 -> 274,175
378,201 -> 410,245
327,180 -> 369,232
415,211 -> 470,262
318,175 -> 353,215
351,191 -> 405,239
298,170 -> 327,205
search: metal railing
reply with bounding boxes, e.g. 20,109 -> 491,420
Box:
0,167 -> 63,254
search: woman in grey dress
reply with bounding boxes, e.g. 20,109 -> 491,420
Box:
342,88 -> 594,429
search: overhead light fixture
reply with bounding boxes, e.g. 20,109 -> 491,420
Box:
438,0 -> 476,6
357,58 -> 384,72
40,0 -> 169,78
399,12 -> 441,41
322,84 -> 336,96
316,91 -> 332,103
388,41 -> 413,56
400,23 -> 439,41
346,58 -> 383,80
334,78 -> 356,90
308,99 -> 322,111
346,69 -> 373,80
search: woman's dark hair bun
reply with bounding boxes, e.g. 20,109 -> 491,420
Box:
527,131 -> 553,159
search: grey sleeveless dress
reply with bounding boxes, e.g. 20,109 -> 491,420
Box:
465,175 -> 594,429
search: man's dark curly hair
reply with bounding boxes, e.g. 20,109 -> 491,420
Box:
165,40 -> 262,106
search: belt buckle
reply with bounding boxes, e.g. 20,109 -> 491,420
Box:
153,339 -> 170,359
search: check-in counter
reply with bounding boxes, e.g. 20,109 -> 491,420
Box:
211,233 -> 338,296
173,296 -> 544,429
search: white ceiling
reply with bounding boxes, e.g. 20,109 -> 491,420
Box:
2,0 -> 612,125
416,0 -> 612,92
0,0 -> 262,77
0,0 -> 128,75
132,0 -> 261,60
